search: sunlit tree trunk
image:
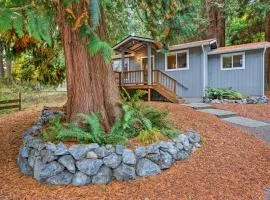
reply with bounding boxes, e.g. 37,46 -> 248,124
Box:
204,0 -> 225,47
0,44 -> 4,81
6,59 -> 12,84
265,12 -> 270,90
57,2 -> 121,131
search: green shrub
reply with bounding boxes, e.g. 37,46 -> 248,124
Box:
206,87 -> 243,100
136,128 -> 167,145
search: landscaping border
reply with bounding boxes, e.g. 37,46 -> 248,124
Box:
17,107 -> 201,186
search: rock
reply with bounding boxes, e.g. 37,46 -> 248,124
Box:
58,155 -> 76,173
105,144 -> 113,149
92,166 -> 112,184
146,153 -> 160,163
211,99 -> 221,104
158,151 -> 173,169
40,149 -> 57,163
134,146 -> 146,159
46,171 -> 73,185
27,139 -> 43,149
146,143 -> 160,154
38,161 -> 65,180
186,131 -> 201,144
122,149 -> 136,165
54,143 -> 68,155
176,134 -> 190,150
103,153 -> 121,169
72,172 -> 91,186
76,159 -> 103,176
28,149 -> 40,167
69,145 -> 88,160
85,143 -> 100,151
19,146 -> 29,158
136,158 -> 161,177
115,145 -> 125,155
158,141 -> 177,158
94,147 -> 110,158
17,155 -> 33,176
46,142 -> 57,152
175,150 -> 189,160
113,163 -> 136,181
86,151 -> 98,159
175,143 -> 184,151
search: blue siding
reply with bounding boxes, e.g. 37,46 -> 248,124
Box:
154,47 -> 204,97
208,49 -> 264,96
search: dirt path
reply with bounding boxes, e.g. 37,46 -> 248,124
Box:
0,104 -> 270,200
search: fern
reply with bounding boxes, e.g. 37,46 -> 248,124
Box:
12,12 -> 24,38
0,9 -> 13,33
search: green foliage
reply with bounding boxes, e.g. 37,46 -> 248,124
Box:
206,87 -> 243,100
136,128 -> 167,145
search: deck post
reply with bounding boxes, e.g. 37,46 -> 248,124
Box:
147,43 -> 152,85
121,50 -> 125,84
148,88 -> 151,101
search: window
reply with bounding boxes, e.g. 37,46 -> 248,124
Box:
166,50 -> 188,71
112,58 -> 129,72
221,53 -> 245,70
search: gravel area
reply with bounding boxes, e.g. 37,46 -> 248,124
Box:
0,104 -> 270,200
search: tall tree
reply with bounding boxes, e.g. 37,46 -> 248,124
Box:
6,59 -> 12,83
204,0 -> 225,47
0,42 -> 4,81
265,12 -> 270,89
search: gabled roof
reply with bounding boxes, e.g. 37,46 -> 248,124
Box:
169,39 -> 216,51
208,42 -> 270,55
112,35 -> 155,53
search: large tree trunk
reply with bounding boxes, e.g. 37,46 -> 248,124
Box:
57,2 -> 121,131
204,0 -> 225,47
6,59 -> 12,84
265,12 -> 270,90
0,44 -> 4,81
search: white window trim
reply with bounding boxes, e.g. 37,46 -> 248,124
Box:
112,58 -> 130,72
220,52 -> 245,71
165,50 -> 189,71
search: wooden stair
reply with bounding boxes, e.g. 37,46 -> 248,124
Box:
152,85 -> 179,103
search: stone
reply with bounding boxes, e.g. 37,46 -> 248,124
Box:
113,163 -> 136,181
54,143 -> 68,155
17,155 -> 33,176
76,159 -> 103,176
72,172 -> 91,186
122,149 -> 136,165
28,149 -> 40,167
146,143 -> 160,154
134,146 -> 146,159
94,147 -> 110,158
19,146 -> 29,158
146,153 -> 160,163
115,144 -> 125,155
158,151 -> 173,169
38,161 -> 65,180
175,143 -> 184,151
103,153 -> 121,169
92,166 -> 112,185
85,143 -> 100,151
158,141 -> 178,158
46,142 -> 57,152
175,150 -> 189,161
40,149 -> 57,163
136,158 -> 161,177
187,131 -> 201,144
58,155 -> 76,173
69,145 -> 88,160
86,151 -> 98,159
46,171 -> 73,185
27,139 -> 43,149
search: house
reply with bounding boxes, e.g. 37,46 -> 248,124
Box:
112,35 -> 270,102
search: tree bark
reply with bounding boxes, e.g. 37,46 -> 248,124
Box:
265,12 -> 270,90
57,2 -> 121,131
204,0 -> 225,47
0,43 -> 4,81
6,59 -> 12,84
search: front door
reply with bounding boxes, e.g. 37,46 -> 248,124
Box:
141,56 -> 154,84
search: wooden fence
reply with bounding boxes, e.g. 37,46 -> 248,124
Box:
0,93 -> 22,111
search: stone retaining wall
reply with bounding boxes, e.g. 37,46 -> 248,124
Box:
17,107 -> 201,186
204,96 -> 268,104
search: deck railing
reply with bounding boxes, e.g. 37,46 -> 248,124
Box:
116,69 -> 177,96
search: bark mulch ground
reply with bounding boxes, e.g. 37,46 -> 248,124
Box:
1,103 -> 270,200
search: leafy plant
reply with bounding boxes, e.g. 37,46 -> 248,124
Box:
136,128 -> 167,145
206,87 -> 243,100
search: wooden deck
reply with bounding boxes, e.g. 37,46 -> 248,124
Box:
116,70 -> 180,103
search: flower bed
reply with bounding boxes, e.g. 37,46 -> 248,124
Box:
203,96 -> 269,104
17,107 -> 201,186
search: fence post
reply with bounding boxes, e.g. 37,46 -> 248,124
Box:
19,92 -> 22,111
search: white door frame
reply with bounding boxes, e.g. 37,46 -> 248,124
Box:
140,55 -> 155,83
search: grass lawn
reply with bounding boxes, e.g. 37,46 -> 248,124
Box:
0,102 -> 270,199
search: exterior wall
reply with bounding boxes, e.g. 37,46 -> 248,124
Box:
208,49 -> 264,96
154,47 -> 204,97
